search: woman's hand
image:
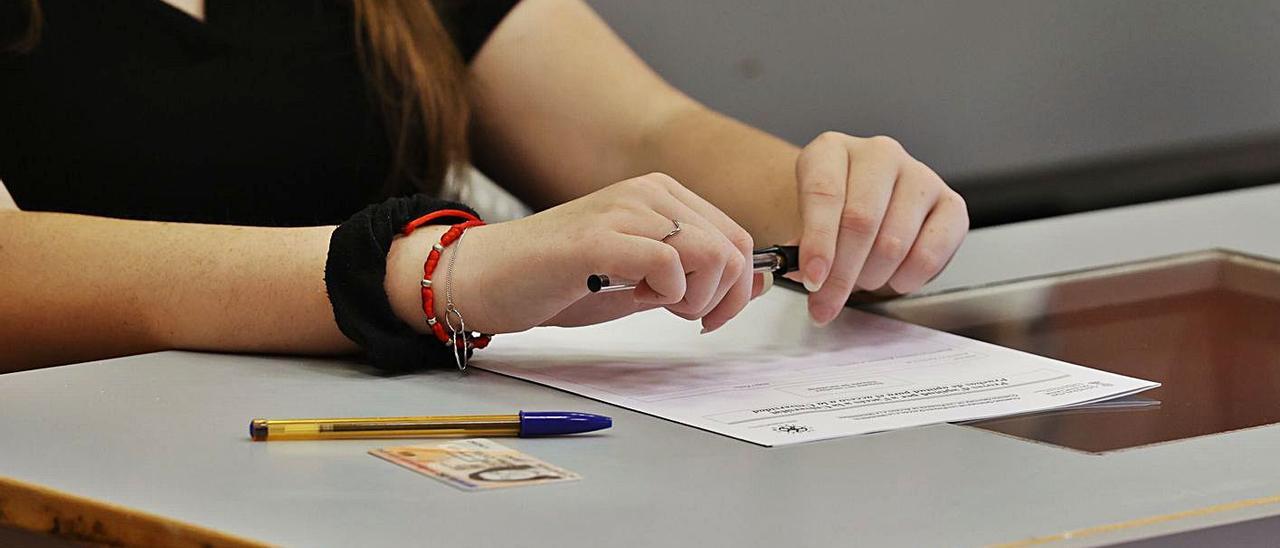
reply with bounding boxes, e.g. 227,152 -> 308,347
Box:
794,132 -> 969,325
387,173 -> 766,336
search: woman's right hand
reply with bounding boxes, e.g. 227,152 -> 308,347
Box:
387,173 -> 766,337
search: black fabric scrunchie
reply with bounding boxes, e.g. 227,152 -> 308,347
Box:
325,194 -> 481,373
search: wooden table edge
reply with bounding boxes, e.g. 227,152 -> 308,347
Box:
0,475 -> 269,547
990,493 -> 1280,547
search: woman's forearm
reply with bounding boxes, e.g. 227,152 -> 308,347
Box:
0,211 -> 355,371
468,0 -> 802,245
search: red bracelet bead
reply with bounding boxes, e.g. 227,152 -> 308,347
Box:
400,210 -> 491,351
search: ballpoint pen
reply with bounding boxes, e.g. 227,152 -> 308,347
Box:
587,245 -> 800,293
249,411 -> 612,441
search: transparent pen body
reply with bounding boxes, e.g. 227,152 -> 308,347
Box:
591,249 -> 788,293
250,415 -> 521,441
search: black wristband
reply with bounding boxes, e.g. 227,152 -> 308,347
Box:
325,194 -> 481,373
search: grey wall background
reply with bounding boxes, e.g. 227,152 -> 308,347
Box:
588,0 -> 1280,187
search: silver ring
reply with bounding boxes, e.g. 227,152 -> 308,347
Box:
660,219 -> 682,242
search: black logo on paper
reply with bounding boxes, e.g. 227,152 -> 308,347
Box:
773,424 -> 812,434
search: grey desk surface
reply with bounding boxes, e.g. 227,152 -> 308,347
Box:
2,185 -> 1279,547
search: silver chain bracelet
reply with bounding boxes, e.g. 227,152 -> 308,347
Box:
443,229 -> 473,371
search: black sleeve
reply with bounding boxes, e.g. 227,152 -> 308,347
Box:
431,0 -> 520,63
326,194 -> 483,373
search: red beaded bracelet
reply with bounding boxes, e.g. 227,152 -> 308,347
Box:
400,209 -> 492,352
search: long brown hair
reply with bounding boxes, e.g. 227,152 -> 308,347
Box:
4,0 -> 469,196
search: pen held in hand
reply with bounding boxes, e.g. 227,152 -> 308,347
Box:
587,245 -> 799,293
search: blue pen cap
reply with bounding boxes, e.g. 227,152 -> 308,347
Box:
518,411 -> 612,437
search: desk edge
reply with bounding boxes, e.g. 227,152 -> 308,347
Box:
0,475 -> 268,548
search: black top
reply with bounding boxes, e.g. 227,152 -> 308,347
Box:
0,0 -> 516,226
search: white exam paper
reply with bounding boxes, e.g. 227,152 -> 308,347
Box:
475,296 -> 1159,446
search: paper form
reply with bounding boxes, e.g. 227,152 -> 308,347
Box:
475,297 -> 1158,446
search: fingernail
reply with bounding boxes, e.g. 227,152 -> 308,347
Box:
803,258 -> 828,293
810,306 -> 837,327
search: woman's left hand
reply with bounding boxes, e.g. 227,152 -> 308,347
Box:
793,132 -> 969,325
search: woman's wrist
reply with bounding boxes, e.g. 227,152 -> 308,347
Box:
385,222 -> 502,337
432,222 -> 496,336
385,224 -> 449,335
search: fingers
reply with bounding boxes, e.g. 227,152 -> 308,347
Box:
796,133 -> 966,326
595,233 -> 686,305
638,174 -> 754,332
886,190 -> 969,294
796,132 -> 849,293
751,272 -> 771,299
854,161 -> 942,291
807,137 -> 900,325
665,223 -> 730,316
698,248 -> 750,333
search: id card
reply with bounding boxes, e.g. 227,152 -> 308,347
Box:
371,438 -> 581,491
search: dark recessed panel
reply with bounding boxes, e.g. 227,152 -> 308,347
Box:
872,250 -> 1280,453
